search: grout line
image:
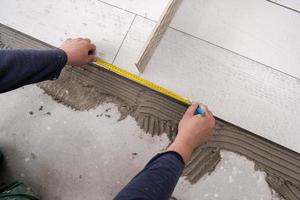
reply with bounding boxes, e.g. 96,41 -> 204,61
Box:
112,14 -> 137,64
169,26 -> 300,81
265,0 -> 300,13
96,0 -> 157,23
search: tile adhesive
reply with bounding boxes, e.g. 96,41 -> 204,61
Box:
1,23 -> 300,200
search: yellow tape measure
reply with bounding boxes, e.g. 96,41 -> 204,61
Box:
95,58 -> 191,105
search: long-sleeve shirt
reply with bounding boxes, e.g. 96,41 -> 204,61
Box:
0,49 -> 67,93
0,49 -> 185,200
113,151 -> 184,200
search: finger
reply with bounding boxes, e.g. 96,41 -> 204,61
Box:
184,103 -> 198,117
212,116 -> 216,124
210,116 -> 216,129
88,55 -> 97,63
207,110 -> 216,124
87,44 -> 96,56
208,112 -> 215,126
83,38 -> 91,43
85,43 -> 96,50
198,103 -> 209,117
88,44 -> 96,53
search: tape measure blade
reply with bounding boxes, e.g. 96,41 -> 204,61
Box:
95,58 -> 191,105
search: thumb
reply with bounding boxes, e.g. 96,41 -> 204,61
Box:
184,103 -> 198,117
88,55 -> 97,63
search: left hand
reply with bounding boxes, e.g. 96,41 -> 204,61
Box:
59,38 -> 96,67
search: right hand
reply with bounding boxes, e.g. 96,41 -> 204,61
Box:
177,103 -> 215,149
167,103 -> 215,162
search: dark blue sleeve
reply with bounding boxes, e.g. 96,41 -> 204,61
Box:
114,151 -> 185,200
0,48 -> 67,93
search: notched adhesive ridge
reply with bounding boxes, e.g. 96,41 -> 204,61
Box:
1,23 -> 300,200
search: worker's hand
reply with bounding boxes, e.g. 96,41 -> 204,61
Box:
167,103 -> 215,163
177,103 -> 215,148
59,38 -> 96,67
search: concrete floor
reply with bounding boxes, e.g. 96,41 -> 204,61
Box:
0,85 -> 280,200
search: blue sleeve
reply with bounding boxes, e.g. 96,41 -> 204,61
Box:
114,151 -> 185,200
0,48 -> 67,93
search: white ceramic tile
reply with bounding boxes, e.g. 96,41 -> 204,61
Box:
0,0 -> 135,62
142,28 -> 300,153
100,0 -> 170,21
170,0 -> 300,79
114,16 -> 155,74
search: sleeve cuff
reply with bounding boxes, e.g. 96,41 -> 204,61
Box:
51,48 -> 68,80
163,151 -> 185,165
152,151 -> 185,165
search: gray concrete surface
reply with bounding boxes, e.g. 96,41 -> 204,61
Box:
0,85 -> 280,199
